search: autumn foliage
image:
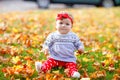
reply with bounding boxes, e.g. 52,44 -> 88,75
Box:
0,8 -> 120,80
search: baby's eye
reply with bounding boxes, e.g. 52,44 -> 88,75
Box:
66,23 -> 70,25
59,22 -> 63,24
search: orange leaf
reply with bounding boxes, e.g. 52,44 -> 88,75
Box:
112,74 -> 120,80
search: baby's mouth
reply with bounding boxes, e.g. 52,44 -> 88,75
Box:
61,28 -> 67,30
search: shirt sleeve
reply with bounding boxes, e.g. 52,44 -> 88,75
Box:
42,33 -> 54,50
74,36 -> 84,50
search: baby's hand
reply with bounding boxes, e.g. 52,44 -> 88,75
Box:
44,49 -> 49,58
77,48 -> 84,55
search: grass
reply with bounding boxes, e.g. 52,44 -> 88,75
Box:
0,7 -> 120,80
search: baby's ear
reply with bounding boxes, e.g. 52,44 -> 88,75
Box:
55,25 -> 58,29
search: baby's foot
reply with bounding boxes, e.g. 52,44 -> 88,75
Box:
72,71 -> 80,78
35,62 -> 42,73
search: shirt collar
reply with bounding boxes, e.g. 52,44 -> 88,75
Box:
56,31 -> 72,36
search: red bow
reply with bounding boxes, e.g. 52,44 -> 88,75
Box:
56,13 -> 73,24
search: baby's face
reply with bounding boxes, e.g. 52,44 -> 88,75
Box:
56,18 -> 72,34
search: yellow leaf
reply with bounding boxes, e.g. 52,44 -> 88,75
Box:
12,28 -> 18,33
64,78 -> 71,80
83,57 -> 89,62
106,53 -> 113,58
26,77 -> 30,80
52,70 -> 59,74
11,56 -> 20,64
80,78 -> 90,80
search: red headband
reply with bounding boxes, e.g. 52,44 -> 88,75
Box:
56,13 -> 73,24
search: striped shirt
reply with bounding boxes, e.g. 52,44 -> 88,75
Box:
43,31 -> 84,63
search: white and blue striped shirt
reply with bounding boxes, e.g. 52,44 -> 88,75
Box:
43,31 -> 84,63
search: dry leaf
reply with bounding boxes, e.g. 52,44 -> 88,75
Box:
80,78 -> 90,80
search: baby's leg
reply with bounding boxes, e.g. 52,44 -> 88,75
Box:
41,58 -> 58,73
65,62 -> 80,78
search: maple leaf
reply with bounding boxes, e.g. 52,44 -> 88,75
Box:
0,47 -> 8,55
90,70 -> 106,79
115,69 -> 120,74
2,67 -> 15,76
11,56 -> 21,64
0,56 -> 10,63
24,56 -> 33,61
82,57 -> 89,62
107,66 -> 115,72
82,69 -> 89,78
0,8 -> 120,80
46,73 -> 52,80
80,78 -> 90,80
64,69 -> 70,77
44,31 -> 50,38
24,39 -> 32,47
112,74 -> 120,80
0,22 -> 7,34
26,48 -> 34,54
93,62 -> 100,70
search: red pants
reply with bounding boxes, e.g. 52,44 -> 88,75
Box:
41,58 -> 78,76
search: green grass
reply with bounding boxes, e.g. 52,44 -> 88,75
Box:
0,8 -> 120,80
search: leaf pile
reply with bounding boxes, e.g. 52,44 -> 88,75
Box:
0,8 -> 120,80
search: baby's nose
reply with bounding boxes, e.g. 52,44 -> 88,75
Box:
62,24 -> 66,27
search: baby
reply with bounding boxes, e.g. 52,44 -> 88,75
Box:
35,11 -> 84,78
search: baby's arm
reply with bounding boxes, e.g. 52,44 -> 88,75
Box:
42,33 -> 54,57
74,36 -> 84,54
